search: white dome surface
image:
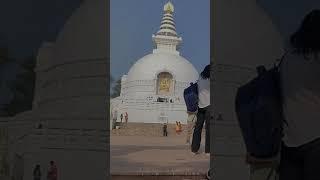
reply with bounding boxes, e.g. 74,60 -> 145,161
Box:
53,0 -> 107,64
127,52 -> 199,82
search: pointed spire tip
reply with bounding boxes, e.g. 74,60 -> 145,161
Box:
164,1 -> 174,13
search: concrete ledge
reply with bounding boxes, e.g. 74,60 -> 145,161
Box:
111,122 -> 206,137
111,175 -> 208,180
111,170 -> 207,176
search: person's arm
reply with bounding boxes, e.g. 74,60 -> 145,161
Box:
53,167 -> 58,177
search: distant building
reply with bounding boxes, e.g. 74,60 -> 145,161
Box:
110,1 -> 199,124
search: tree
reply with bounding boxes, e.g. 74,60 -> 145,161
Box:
111,79 -> 121,98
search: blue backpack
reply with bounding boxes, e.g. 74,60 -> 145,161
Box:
183,82 -> 199,113
235,53 -> 288,159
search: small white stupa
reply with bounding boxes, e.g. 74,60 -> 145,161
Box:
111,1 -> 199,124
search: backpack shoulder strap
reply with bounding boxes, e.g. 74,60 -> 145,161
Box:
276,49 -> 292,69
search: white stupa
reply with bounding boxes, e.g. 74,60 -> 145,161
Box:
111,1 -> 199,124
3,0 -> 109,179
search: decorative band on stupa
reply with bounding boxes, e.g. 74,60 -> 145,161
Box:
157,1 -> 177,37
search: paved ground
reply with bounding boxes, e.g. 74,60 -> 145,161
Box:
111,175 -> 208,180
110,135 -> 210,176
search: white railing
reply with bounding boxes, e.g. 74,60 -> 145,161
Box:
121,80 -> 191,96
120,101 -> 186,111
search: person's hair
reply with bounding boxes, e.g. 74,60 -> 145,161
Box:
33,165 -> 40,174
50,161 -> 54,165
200,65 -> 210,79
290,9 -> 320,57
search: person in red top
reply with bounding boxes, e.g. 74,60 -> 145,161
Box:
47,161 -> 58,180
124,112 -> 128,124
120,113 -> 123,123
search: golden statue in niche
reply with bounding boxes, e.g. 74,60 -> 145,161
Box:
157,72 -> 173,95
159,78 -> 170,92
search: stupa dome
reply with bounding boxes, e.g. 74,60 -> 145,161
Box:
126,1 -> 198,83
111,1 -> 199,124
127,53 -> 198,83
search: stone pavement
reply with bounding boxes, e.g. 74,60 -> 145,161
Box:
110,135 -> 210,176
111,175 -> 208,180
111,123 -> 193,137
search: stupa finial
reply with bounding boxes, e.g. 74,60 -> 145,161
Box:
164,1 -> 174,13
156,1 -> 177,37
152,0 -> 182,54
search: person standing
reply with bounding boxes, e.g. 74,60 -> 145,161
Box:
186,111 -> 197,144
178,121 -> 182,132
33,164 -> 41,180
163,123 -> 168,137
279,10 -> 320,180
191,65 -> 211,155
120,113 -> 123,123
124,112 -> 128,124
47,161 -> 57,180
112,110 -> 118,129
175,121 -> 180,134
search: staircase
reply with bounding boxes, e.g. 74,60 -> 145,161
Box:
111,175 -> 208,180
111,122 -> 206,137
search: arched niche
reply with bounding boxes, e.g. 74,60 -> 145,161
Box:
156,72 -> 174,96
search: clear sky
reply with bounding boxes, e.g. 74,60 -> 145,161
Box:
0,0 -> 318,59
110,0 -> 210,81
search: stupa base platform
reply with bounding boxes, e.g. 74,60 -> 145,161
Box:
111,135 -> 210,179
111,175 -> 208,180
111,122 -> 205,137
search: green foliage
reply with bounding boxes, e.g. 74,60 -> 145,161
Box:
111,79 -> 121,98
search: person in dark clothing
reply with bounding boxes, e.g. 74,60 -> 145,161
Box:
163,123 -> 168,137
33,164 -> 41,180
125,112 -> 128,124
279,9 -> 320,180
191,107 -> 211,154
191,65 -> 211,155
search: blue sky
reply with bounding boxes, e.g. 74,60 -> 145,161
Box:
110,0 -> 210,81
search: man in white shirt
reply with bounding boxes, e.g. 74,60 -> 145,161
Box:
279,10 -> 320,180
191,65 -> 211,155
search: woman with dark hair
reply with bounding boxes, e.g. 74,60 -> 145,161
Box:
191,65 -> 211,155
280,9 -> 320,180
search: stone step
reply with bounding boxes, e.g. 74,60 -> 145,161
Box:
111,175 -> 208,180
111,123 -> 206,137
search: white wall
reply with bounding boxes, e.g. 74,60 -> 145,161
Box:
116,102 -> 188,124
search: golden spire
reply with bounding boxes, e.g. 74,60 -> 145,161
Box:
164,1 -> 174,13
152,0 -> 182,54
